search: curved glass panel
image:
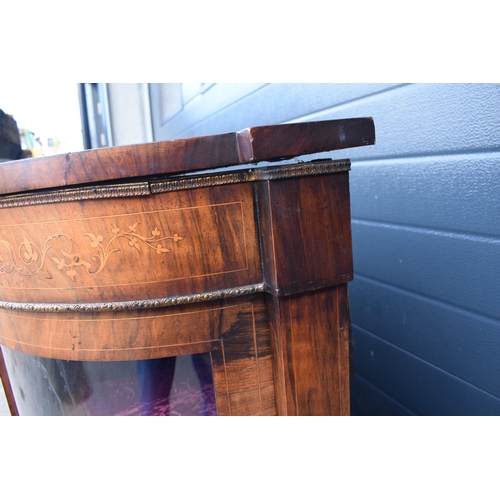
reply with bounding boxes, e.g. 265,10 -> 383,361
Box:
2,348 -> 217,416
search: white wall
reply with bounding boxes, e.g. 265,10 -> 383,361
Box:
106,83 -> 153,146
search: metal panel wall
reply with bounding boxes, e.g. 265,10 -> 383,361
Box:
149,83 -> 500,415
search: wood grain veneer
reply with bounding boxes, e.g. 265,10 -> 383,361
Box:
0,118 -> 374,196
267,286 -> 351,416
256,172 -> 353,296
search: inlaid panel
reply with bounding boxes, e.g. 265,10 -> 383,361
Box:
0,183 -> 261,303
0,297 -> 252,362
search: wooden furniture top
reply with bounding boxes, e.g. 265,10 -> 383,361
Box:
0,118 -> 375,196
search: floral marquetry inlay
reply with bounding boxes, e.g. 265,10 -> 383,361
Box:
0,190 -> 257,305
0,223 -> 184,283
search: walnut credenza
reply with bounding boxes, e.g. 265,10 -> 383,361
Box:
0,118 -> 375,416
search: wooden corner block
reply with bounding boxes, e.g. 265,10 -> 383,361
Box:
256,171 -> 353,297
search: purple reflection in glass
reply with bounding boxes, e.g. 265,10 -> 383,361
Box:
2,348 -> 217,416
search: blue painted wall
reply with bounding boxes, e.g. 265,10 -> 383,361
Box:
150,83 -> 500,415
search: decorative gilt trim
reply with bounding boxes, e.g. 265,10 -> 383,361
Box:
150,171 -> 251,193
0,182 -> 150,209
151,160 -> 351,194
0,283 -> 265,313
256,159 -> 350,181
0,160 -> 350,209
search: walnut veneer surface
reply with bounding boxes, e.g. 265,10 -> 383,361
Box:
0,118 -> 375,416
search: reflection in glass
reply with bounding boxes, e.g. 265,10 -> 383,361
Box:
2,348 -> 217,416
